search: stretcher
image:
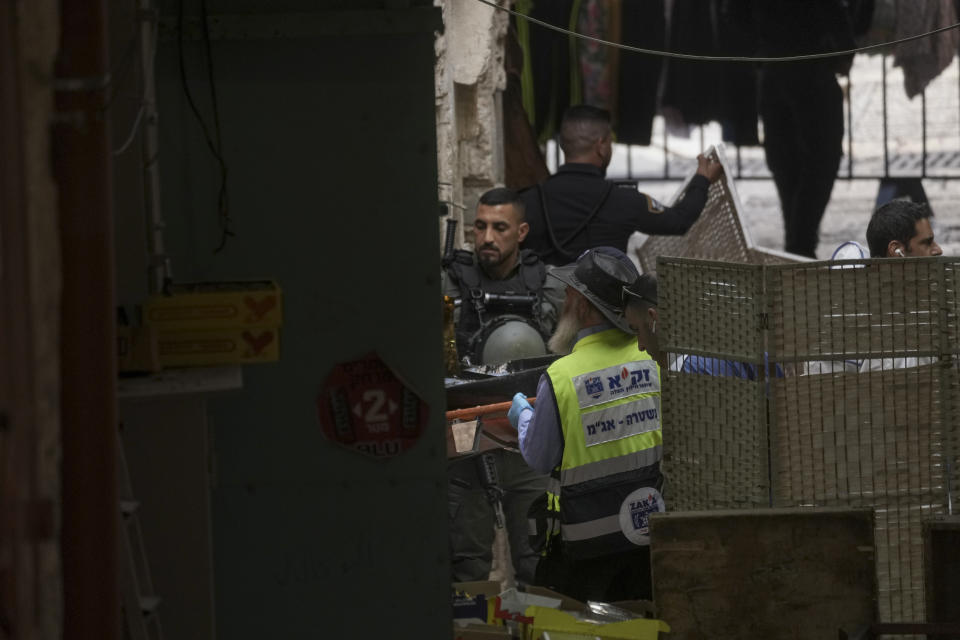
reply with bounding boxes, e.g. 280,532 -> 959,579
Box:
445,397 -> 537,458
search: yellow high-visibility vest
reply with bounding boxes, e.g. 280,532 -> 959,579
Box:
546,327 -> 663,558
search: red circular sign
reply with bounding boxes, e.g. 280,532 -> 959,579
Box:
317,352 -> 429,459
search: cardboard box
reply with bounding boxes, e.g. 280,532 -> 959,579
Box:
143,281 -> 282,331
156,327 -> 280,367
650,508 -> 875,639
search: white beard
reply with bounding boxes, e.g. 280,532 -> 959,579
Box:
547,306 -> 582,355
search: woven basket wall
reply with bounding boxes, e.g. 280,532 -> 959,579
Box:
636,145 -> 809,273
662,371 -> 769,511
638,146 -> 753,274
658,256 -> 960,626
658,257 -> 769,510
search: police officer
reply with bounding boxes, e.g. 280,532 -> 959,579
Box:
444,187 -> 560,585
508,247 -> 662,602
520,105 -> 723,266
445,188 -> 562,365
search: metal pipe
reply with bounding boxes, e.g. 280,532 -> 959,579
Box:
921,88 -> 927,178
140,0 -> 169,293
446,396 -> 536,421
882,53 -> 889,177
847,74 -> 853,178
54,0 -> 119,637
662,120 -> 669,179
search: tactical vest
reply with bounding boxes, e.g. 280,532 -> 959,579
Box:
445,249 -> 548,363
545,328 -> 663,560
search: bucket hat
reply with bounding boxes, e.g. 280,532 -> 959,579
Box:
548,247 -> 639,333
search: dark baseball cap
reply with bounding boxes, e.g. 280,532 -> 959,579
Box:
623,272 -> 658,307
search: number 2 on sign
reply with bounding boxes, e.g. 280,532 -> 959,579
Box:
362,389 -> 388,423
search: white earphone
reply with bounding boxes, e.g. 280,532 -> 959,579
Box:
895,248 -> 905,257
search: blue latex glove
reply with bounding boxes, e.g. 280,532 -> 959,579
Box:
507,392 -> 533,430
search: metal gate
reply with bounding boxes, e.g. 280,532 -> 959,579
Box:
548,53 -> 960,184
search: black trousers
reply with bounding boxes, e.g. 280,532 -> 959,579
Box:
534,545 -> 652,603
448,450 -> 549,585
760,63 -> 844,258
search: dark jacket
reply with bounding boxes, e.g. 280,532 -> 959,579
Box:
520,163 -> 711,266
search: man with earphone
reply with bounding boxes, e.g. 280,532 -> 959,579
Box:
860,199 -> 944,373
866,199 -> 942,259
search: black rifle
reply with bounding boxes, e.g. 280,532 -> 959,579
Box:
476,452 -> 505,528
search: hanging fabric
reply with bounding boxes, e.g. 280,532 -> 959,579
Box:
892,0 -> 958,99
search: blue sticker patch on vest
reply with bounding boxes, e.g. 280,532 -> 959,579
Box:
581,395 -> 660,447
618,486 -> 665,546
572,360 -> 659,409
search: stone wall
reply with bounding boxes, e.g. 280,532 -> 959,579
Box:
435,0 -> 509,251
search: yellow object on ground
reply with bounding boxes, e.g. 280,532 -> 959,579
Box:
523,606 -> 669,640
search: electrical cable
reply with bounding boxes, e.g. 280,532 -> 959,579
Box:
199,0 -> 234,253
177,0 -> 233,252
112,106 -> 145,155
112,16 -> 160,156
473,0 -> 960,63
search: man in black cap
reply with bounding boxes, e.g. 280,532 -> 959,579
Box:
520,105 -> 723,266
507,247 -> 663,601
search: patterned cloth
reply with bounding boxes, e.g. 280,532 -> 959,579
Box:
578,0 -> 615,112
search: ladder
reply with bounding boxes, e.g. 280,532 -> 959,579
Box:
118,428 -> 164,640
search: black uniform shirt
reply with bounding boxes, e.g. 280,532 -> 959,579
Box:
520,163 -> 711,266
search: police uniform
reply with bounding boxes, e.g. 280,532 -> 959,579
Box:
443,248 -> 556,585
520,163 -> 711,266
444,248 -> 554,363
528,327 -> 663,602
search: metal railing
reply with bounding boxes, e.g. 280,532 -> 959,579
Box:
547,53 -> 960,183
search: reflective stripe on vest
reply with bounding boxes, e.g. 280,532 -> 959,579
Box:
546,328 -> 663,556
560,444 -> 663,487
561,514 -> 620,542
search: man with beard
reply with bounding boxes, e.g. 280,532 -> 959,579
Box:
507,247 -> 663,601
444,187 -> 560,365
443,187 -> 559,586
520,105 -> 723,266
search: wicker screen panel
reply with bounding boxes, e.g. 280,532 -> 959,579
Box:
638,146 -> 752,274
662,371 -> 768,511
767,259 -> 943,362
766,258 -> 960,625
658,257 -> 764,362
942,259 -> 960,352
747,246 -> 807,266
658,258 -> 768,512
657,257 -> 960,625
771,367 -> 946,510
